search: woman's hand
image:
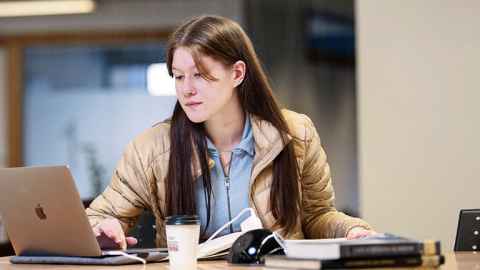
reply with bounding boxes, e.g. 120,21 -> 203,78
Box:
346,226 -> 377,240
93,218 -> 138,250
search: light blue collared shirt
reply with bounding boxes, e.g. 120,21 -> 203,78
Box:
195,116 -> 255,238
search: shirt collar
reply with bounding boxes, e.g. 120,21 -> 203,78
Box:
206,115 -> 255,157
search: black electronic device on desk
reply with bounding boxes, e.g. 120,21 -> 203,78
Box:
454,209 -> 480,251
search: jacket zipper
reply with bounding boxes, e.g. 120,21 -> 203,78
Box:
224,175 -> 234,233
221,151 -> 234,233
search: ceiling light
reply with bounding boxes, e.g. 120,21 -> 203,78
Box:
0,0 -> 96,18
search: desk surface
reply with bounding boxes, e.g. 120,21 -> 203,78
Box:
0,252 -> 479,269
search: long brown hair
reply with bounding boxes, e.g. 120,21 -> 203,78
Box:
162,15 -> 300,234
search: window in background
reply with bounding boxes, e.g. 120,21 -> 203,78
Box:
23,44 -> 176,199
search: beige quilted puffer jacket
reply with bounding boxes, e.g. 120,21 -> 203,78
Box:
86,109 -> 371,247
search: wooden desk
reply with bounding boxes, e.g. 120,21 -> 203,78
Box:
0,252 -> 478,269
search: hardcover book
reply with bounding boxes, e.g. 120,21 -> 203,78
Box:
284,233 -> 441,260
264,254 -> 445,269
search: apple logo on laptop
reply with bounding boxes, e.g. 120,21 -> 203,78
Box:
35,204 -> 47,220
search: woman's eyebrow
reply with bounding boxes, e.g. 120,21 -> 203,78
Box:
172,66 -> 199,73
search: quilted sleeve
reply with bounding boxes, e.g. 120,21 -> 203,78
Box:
85,140 -> 151,232
300,116 -> 372,238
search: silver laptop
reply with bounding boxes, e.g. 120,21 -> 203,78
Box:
0,165 -> 163,257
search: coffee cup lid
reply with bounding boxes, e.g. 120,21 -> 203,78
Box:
165,215 -> 200,225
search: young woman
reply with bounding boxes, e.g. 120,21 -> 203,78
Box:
86,15 -> 374,250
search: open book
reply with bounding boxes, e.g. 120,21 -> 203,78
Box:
198,231 -> 243,259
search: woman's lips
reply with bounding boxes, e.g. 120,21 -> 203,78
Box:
185,101 -> 202,108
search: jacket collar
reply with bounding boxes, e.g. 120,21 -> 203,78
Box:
192,113 -> 292,180
249,114 -> 292,184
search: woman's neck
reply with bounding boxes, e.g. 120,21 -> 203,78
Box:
205,102 -> 245,152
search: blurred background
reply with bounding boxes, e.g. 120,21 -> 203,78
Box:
0,0 -> 479,254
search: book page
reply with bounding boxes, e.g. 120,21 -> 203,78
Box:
197,232 -> 243,259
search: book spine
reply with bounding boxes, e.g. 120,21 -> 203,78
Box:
322,255 -> 445,269
422,240 -> 441,255
340,241 -> 440,258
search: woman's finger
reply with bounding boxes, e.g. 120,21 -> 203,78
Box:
126,237 -> 138,246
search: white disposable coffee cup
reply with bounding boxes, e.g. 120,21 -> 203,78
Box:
165,215 -> 200,269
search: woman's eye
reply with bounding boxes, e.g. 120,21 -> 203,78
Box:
194,73 -> 202,78
174,75 -> 184,80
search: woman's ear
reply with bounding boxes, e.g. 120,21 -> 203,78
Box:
232,60 -> 246,87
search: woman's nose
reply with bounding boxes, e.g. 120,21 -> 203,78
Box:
181,77 -> 197,96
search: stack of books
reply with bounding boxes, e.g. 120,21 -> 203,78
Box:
264,233 -> 444,269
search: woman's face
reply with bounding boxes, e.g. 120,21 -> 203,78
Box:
172,47 -> 242,123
